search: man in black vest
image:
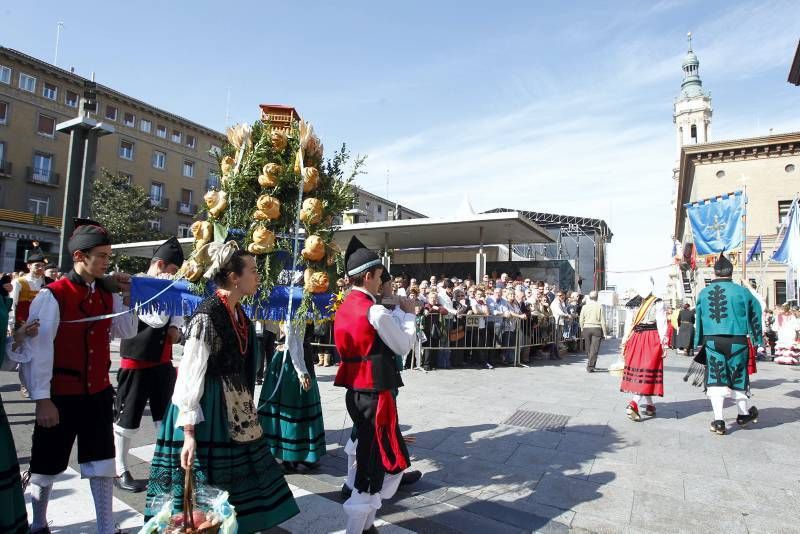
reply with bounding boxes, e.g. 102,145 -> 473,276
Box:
113,236 -> 184,492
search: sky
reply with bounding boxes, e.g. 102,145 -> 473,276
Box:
3,1 -> 799,289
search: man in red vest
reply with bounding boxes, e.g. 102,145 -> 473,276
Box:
113,236 -> 184,492
17,219 -> 138,534
334,237 -> 417,534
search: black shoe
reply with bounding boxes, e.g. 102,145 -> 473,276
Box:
114,471 -> 147,493
363,525 -> 379,534
282,461 -> 299,473
341,483 -> 352,499
709,420 -> 726,435
400,470 -> 422,486
736,406 -> 759,427
586,368 -> 594,373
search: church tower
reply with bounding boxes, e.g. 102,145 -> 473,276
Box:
673,32 -> 712,158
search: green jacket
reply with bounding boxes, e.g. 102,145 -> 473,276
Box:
694,279 -> 762,346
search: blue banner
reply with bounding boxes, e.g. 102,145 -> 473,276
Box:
130,277 -> 335,321
685,191 -> 744,255
773,198 -> 800,268
746,235 -> 762,263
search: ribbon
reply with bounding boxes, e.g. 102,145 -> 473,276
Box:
203,241 -> 239,280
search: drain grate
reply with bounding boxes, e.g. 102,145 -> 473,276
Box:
501,409 -> 570,432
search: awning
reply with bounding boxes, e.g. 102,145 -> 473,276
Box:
331,211 -> 553,250
111,237 -> 194,259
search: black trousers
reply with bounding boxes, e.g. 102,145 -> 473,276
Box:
31,386 -> 115,475
345,389 -> 409,494
114,363 -> 177,429
256,330 -> 277,380
582,327 -> 603,370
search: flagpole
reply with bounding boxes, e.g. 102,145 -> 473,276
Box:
742,185 -> 747,282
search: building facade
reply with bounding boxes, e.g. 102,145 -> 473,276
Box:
0,47 -> 226,271
347,187 -> 426,223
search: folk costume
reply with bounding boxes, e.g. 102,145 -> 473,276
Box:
694,253 -> 762,435
334,237 -> 416,534
113,237 -> 185,492
9,244 -> 53,329
258,322 -> 326,466
774,308 -> 800,364
17,219 -> 139,534
145,242 -> 298,532
0,292 -> 28,533
620,278 -> 668,422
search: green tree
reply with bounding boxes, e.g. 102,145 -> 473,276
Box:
91,170 -> 166,272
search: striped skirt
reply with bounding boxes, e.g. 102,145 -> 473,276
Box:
0,396 -> 28,534
621,328 -> 664,396
144,376 -> 299,533
258,350 -> 326,463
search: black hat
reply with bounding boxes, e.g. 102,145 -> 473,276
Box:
152,236 -> 184,267
713,251 -> 733,277
25,241 -> 47,264
68,218 -> 111,254
344,236 -> 382,277
380,268 -> 392,285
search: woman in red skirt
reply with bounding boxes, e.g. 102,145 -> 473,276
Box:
620,280 -> 668,421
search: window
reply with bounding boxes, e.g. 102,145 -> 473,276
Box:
37,114 -> 56,137
27,195 -> 49,216
178,223 -> 192,238
171,130 -> 182,144
119,172 -> 133,185
0,101 -> 7,124
42,82 -> 58,101
32,153 -> 53,182
209,144 -> 221,156
0,141 -> 5,161
18,73 -> 36,92
65,90 -> 79,107
150,182 -> 164,202
774,280 -> 796,305
148,219 -> 162,231
779,200 -> 794,225
207,171 -> 220,190
156,125 -> 167,138
786,164 -> 796,174
180,188 -> 193,203
178,189 -> 194,214
119,140 -> 135,160
140,119 -> 152,133
377,205 -> 382,214
690,124 -> 698,142
105,105 -> 118,121
185,135 -> 196,149
152,150 -> 166,169
0,66 -> 10,84
183,160 -> 194,177
123,112 -> 135,127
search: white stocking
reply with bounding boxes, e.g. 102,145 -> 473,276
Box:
737,398 -> 749,415
114,432 -> 131,475
710,396 -> 725,420
90,477 -> 115,534
344,438 -> 358,490
29,475 -> 54,531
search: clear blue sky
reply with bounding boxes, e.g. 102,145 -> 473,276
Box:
3,1 -> 799,287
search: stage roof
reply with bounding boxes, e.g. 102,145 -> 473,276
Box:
331,211 -> 553,250
112,212 -> 552,259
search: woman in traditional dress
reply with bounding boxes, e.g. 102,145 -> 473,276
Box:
774,305 -> 800,364
258,322 -> 326,470
144,244 -> 299,532
675,303 -> 695,356
0,277 -> 35,534
620,278 -> 668,421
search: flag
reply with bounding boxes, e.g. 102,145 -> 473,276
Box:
746,235 -> 762,263
772,198 -> 800,269
685,191 -> 745,255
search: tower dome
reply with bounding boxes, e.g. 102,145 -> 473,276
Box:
680,32 -> 704,99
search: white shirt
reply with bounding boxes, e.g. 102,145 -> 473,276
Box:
351,286 -> 417,356
9,273 -> 48,329
15,282 -> 139,400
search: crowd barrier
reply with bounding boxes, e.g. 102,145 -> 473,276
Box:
309,312 -> 584,368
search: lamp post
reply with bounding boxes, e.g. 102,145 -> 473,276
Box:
54,78 -> 115,271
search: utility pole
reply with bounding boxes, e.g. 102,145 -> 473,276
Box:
55,76 -> 115,271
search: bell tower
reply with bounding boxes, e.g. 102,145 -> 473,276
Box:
673,32 -> 712,158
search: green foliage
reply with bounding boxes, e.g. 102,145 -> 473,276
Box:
91,170 -> 166,272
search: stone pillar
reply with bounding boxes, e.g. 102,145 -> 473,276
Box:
1,237 -> 18,273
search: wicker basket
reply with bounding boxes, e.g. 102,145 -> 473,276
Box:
166,469 -> 221,534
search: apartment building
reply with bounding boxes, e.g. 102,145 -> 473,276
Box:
0,47 -> 226,271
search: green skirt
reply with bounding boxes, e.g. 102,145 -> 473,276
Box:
258,350 -> 326,463
0,396 -> 28,534
145,375 -> 299,533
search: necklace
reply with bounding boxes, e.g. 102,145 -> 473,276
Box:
216,290 -> 248,354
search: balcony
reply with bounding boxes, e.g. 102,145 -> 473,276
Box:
150,197 -> 169,210
176,201 -> 197,216
0,160 -> 11,177
0,208 -> 61,228
26,167 -> 60,186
